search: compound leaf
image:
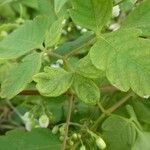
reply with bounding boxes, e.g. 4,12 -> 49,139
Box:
90,28 -> 150,97
33,67 -> 73,97
0,52 -> 42,99
70,0 -> 112,34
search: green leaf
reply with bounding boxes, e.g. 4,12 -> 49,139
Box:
0,16 -> 51,59
90,28 -> 150,97
132,98 -> 150,124
54,0 -> 68,13
70,0 -> 112,34
55,32 -> 94,55
33,67 -> 73,97
35,0 -> 57,21
0,60 -> 16,83
45,18 -> 64,48
0,52 -> 42,99
20,0 -> 39,9
132,131 -> 150,150
102,115 -> 136,150
75,55 -> 102,79
0,128 -> 61,150
122,0 -> 150,36
73,74 -> 100,105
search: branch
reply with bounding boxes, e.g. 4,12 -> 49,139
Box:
62,94 -> 74,150
91,92 -> 133,131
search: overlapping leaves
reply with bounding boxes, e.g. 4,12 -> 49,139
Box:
90,29 -> 150,97
0,52 -> 42,99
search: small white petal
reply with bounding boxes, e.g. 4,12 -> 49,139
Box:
39,115 -> 50,128
109,23 -> 120,31
21,112 -> 30,122
25,120 -> 32,131
51,64 -> 60,68
143,95 -> 150,99
76,25 -> 82,30
57,59 -> 64,65
112,5 -> 120,17
81,28 -> 88,33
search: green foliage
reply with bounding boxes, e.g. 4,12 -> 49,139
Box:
123,0 -> 150,36
45,18 -> 64,48
102,115 -> 136,150
0,128 -> 61,150
54,0 -> 68,13
70,0 -> 113,34
132,131 -> 150,150
33,67 -> 73,97
0,0 -> 150,149
73,74 -> 100,105
90,28 -> 150,97
0,52 -> 42,99
0,16 -> 51,59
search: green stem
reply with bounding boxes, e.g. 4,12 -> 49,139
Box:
91,92 -> 133,131
64,37 -> 96,59
62,94 -> 74,150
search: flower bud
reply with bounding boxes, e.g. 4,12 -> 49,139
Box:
72,133 -> 78,140
22,112 -> 31,122
96,137 -> 106,150
52,126 -> 59,134
59,136 -> 64,141
39,114 -> 49,128
68,140 -> 74,146
80,145 -> 86,150
59,125 -> 65,135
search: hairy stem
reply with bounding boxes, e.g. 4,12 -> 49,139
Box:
62,94 -> 74,150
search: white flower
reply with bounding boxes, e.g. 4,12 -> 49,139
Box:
25,119 -> 33,131
81,28 -> 88,33
56,59 -> 64,65
112,5 -> 120,17
96,137 -> 106,150
76,25 -> 82,30
143,95 -> 150,99
109,23 -> 120,31
51,63 -> 60,68
39,114 -> 50,128
21,112 -> 30,122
